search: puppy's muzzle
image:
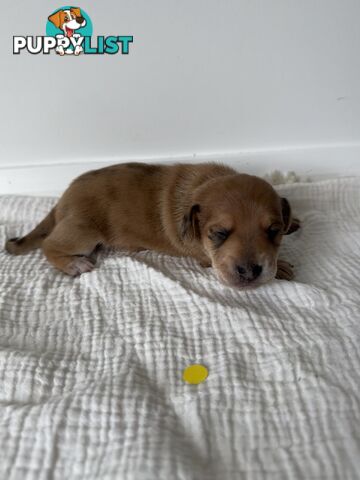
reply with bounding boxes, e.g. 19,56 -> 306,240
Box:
236,263 -> 263,283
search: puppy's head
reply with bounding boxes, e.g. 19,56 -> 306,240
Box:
181,174 -> 293,288
48,8 -> 86,37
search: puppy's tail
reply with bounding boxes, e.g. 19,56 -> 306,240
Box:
5,207 -> 56,255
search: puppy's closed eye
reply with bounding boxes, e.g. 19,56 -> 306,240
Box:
267,224 -> 282,242
208,228 -> 230,248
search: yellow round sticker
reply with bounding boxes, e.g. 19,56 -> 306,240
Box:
182,364 -> 209,385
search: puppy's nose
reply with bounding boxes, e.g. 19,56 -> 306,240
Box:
76,16 -> 85,23
236,264 -> 263,281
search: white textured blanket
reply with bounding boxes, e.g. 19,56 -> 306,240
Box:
0,178 -> 360,480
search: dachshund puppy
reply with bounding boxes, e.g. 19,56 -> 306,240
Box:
5,163 -> 300,288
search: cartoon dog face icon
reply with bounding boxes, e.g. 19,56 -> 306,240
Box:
48,7 -> 87,55
48,7 -> 86,37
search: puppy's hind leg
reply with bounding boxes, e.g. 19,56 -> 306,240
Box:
42,218 -> 103,276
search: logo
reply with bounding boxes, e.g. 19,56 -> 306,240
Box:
13,6 -> 133,56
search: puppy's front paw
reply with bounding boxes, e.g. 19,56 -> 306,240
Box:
74,45 -> 83,56
276,259 -> 294,281
63,256 -> 96,276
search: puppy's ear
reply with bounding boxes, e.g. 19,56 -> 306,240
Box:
70,7 -> 82,18
180,204 -> 201,240
281,198 -> 292,234
281,197 -> 301,235
48,10 -> 63,28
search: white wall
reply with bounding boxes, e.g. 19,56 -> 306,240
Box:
0,0 -> 360,193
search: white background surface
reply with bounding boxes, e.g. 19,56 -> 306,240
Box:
0,0 -> 359,193
1,178 -> 360,478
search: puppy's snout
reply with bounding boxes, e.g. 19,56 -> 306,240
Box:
236,263 -> 263,281
76,16 -> 85,24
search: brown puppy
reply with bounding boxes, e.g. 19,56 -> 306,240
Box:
5,163 -> 300,287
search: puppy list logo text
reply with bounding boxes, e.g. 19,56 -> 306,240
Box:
13,6 -> 133,56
